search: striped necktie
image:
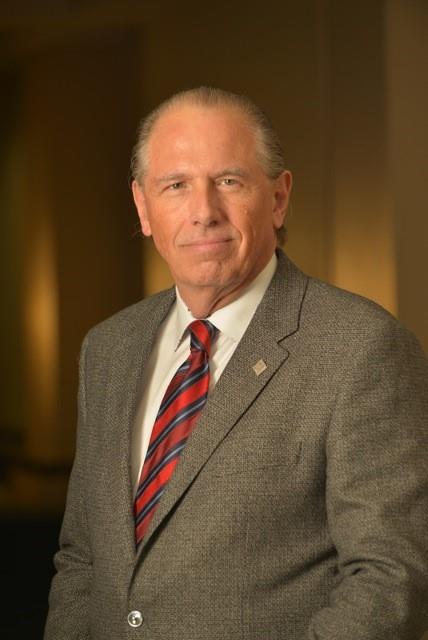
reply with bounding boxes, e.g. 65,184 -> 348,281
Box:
134,319 -> 218,547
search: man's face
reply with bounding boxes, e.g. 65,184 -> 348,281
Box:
132,103 -> 292,310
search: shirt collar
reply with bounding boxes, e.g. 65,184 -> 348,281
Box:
172,253 -> 277,350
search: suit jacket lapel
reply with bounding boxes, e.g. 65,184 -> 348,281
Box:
137,252 -> 309,555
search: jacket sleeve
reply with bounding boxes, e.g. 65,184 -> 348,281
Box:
307,318 -> 428,640
44,334 -> 92,640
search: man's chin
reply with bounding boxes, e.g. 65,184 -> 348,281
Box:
178,265 -> 234,290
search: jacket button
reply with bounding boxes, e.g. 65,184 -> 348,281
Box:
127,610 -> 143,628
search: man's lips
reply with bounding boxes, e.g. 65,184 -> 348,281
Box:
179,238 -> 233,248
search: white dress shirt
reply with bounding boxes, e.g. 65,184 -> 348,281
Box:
131,253 -> 277,493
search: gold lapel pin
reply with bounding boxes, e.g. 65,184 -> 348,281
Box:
252,359 -> 267,376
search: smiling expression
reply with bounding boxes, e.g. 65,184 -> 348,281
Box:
132,102 -> 292,315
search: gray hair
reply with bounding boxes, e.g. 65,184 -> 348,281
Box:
131,87 -> 285,182
130,86 -> 288,242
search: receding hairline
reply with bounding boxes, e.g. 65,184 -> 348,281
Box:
152,97 -> 256,132
137,99 -> 260,183
147,100 -> 258,164
131,86 -> 287,184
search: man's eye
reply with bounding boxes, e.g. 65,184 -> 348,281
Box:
221,178 -> 237,186
168,182 -> 184,190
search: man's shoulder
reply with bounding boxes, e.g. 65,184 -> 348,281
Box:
276,251 -> 403,337
302,274 -> 421,353
305,275 -> 394,324
85,287 -> 175,347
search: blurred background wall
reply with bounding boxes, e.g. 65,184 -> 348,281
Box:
0,0 -> 427,637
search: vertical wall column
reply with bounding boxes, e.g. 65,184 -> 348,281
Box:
7,31 -> 142,507
386,0 -> 428,351
328,0 -> 397,315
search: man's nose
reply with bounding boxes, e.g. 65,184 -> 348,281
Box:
190,182 -> 222,226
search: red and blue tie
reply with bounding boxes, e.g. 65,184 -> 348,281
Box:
134,319 -> 218,547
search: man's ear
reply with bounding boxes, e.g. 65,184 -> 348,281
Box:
272,170 -> 292,230
132,180 -> 152,237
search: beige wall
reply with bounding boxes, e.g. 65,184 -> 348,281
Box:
328,0 -> 396,314
1,28 -> 143,506
0,0 -> 427,508
386,0 -> 428,350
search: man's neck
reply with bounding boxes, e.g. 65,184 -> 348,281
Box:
176,252 -> 278,319
177,284 -> 247,319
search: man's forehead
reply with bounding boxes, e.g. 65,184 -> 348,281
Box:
150,101 -> 252,142
141,101 -> 263,183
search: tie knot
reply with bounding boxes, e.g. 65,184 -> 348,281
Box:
189,320 -> 218,356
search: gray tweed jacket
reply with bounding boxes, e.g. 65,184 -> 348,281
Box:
45,251 -> 428,640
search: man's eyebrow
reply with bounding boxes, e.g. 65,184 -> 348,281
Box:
213,167 -> 248,179
154,168 -> 248,185
155,172 -> 189,184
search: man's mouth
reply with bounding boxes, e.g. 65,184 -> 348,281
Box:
180,237 -> 233,248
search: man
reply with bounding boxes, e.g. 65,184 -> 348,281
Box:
45,87 -> 428,639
